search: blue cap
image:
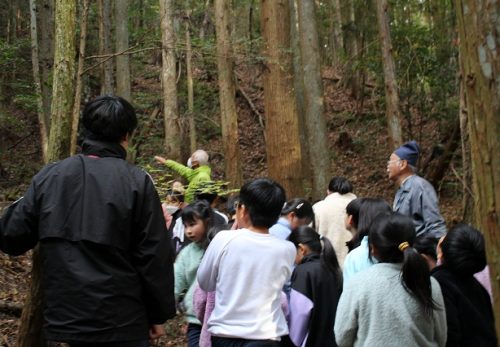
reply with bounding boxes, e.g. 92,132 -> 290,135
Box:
394,141 -> 420,167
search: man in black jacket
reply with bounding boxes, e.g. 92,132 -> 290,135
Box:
0,96 -> 176,346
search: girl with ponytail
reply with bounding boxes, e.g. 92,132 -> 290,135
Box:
286,226 -> 342,347
335,212 -> 447,347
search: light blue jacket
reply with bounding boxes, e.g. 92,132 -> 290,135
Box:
343,236 -> 375,287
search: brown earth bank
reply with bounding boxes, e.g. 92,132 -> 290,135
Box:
0,65 -> 463,346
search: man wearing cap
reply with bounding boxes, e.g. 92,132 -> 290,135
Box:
387,140 -> 447,238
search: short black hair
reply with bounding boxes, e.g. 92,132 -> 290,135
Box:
239,178 -> 286,228
328,177 -> 353,194
441,223 -> 487,276
413,234 -> 438,261
82,95 -> 137,142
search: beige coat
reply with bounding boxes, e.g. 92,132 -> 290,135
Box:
313,192 -> 356,267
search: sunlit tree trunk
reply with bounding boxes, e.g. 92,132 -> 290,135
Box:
260,0 -> 304,198
115,0 -> 131,101
374,0 -> 403,148
297,0 -> 330,201
159,0 -> 181,160
214,0 -> 243,188
455,0 -> 500,337
71,0 -> 90,155
29,0 -> 49,162
98,0 -> 114,95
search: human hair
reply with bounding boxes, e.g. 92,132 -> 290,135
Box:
328,177 -> 353,194
281,198 -> 314,222
413,234 -> 438,262
194,181 -> 218,205
369,212 -> 437,314
350,198 -> 391,249
207,223 -> 232,242
441,223 -> 486,277
289,226 -> 342,288
239,178 -> 286,228
192,150 -> 209,165
82,95 -> 137,142
181,200 -> 214,249
345,197 -> 364,230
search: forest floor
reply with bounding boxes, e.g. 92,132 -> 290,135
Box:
0,60 -> 464,346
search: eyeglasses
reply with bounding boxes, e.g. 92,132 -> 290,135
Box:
387,159 -> 401,165
233,201 -> 242,210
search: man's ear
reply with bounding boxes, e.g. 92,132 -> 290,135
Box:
399,159 -> 408,170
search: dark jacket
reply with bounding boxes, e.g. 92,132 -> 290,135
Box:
287,253 -> 342,347
431,266 -> 497,347
0,139 -> 176,343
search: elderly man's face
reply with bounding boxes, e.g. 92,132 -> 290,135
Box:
386,153 -> 402,180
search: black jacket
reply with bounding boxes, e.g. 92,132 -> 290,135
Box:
0,139 -> 176,343
431,266 -> 497,347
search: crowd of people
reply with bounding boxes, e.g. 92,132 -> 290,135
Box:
0,96 -> 497,347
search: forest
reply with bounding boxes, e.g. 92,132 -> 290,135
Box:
0,0 -> 498,346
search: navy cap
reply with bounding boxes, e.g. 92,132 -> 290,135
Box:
394,141 -> 420,167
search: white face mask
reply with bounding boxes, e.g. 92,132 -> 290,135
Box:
187,158 -> 192,168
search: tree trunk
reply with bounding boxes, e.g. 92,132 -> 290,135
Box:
199,0 -> 212,41
38,0 -> 54,130
330,0 -> 343,67
455,0 -> 500,338
260,0 -> 304,198
70,0 -> 90,155
343,0 -> 363,100
297,0 -> 330,201
18,1 -> 76,345
185,13 -> 196,153
160,0 -> 181,161
115,0 -> 131,101
29,0 -> 49,162
98,0 -> 114,95
214,0 -> 243,188
374,0 -> 404,148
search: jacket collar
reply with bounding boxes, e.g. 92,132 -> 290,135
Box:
301,253 -> 320,265
81,139 -> 127,159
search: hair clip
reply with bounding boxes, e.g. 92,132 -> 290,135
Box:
296,202 -> 304,210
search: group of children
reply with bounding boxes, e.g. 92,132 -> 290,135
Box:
164,177 -> 496,347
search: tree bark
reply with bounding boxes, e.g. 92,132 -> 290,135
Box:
343,0 -> 363,100
38,0 -> 54,130
185,13 -> 196,153
70,0 -> 90,155
115,0 -> 131,101
297,0 -> 330,201
374,0 -> 404,148
260,0 -> 304,198
214,0 -> 243,188
98,0 -> 114,95
160,0 -> 181,161
330,0 -> 343,66
29,0 -> 49,162
455,0 -> 500,338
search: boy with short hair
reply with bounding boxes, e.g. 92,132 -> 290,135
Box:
197,178 -> 295,346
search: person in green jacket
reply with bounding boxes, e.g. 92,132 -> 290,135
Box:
155,149 -> 212,203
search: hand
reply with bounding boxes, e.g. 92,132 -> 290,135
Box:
154,156 -> 167,165
149,324 -> 165,341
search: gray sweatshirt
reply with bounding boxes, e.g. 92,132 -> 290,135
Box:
335,263 -> 447,347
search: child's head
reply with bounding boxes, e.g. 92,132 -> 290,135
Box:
281,198 -> 314,230
414,234 -> 439,270
369,212 -> 436,314
357,198 -> 392,239
328,177 -> 353,195
345,197 -> 364,233
438,223 -> 486,277
289,226 -> 342,286
181,200 -> 214,248
238,178 -> 286,229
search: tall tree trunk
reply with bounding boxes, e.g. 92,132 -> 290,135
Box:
199,0 -> 212,41
160,0 -> 181,161
297,0 -> 330,201
214,0 -> 243,188
330,0 -> 343,67
38,0 -> 54,128
18,2 -> 76,345
260,0 -> 304,198
98,0 -> 114,94
29,0 -> 49,162
343,0 -> 363,100
185,13 -> 196,153
71,0 -> 90,155
455,0 -> 500,338
374,0 -> 404,148
115,0 -> 131,101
